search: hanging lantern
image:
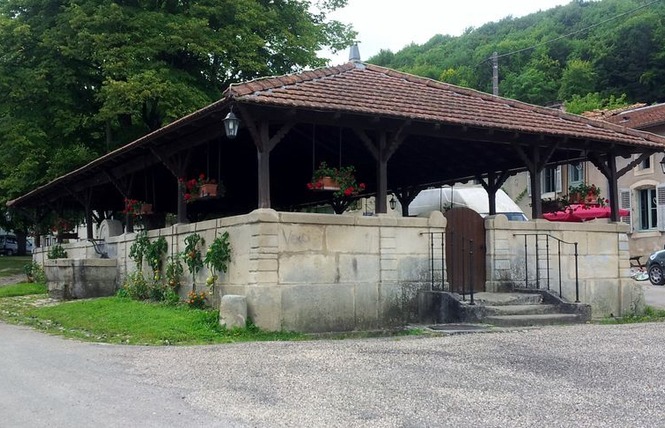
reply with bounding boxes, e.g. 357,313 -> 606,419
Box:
223,109 -> 240,139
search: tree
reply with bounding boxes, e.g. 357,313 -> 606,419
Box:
0,0 -> 356,236
558,59 -> 596,101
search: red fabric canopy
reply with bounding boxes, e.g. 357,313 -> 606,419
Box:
542,204 -> 629,222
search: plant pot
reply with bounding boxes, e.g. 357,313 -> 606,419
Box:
199,183 -> 218,198
139,203 -> 153,215
315,177 -> 340,191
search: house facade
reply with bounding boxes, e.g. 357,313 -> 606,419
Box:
585,103 -> 665,257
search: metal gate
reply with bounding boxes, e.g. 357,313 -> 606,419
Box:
444,207 -> 486,294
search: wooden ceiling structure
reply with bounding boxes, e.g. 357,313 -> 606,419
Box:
9,61 -> 665,231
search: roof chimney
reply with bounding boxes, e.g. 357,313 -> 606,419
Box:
349,43 -> 361,63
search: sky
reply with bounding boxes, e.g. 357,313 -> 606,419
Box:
324,0 -> 573,65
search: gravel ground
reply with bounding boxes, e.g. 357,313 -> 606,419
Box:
119,322 -> 665,427
3,321 -> 665,427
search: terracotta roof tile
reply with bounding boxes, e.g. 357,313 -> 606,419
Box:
600,103 -> 665,130
224,63 -> 665,150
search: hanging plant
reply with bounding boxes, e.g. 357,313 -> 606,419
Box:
179,173 -> 225,202
204,231 -> 232,290
307,161 -> 365,199
181,233 -> 205,290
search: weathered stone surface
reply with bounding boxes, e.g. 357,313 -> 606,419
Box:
219,295 -> 247,329
44,258 -> 118,300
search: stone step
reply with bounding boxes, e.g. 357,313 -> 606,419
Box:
482,313 -> 583,328
484,304 -> 558,316
471,292 -> 542,306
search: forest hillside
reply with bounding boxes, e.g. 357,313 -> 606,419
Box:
368,0 -> 664,112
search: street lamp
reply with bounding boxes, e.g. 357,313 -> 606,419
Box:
389,195 -> 397,210
660,155 -> 665,174
223,108 -> 240,139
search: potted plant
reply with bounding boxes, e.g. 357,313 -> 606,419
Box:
179,173 -> 224,201
307,162 -> 366,199
566,183 -> 607,206
123,198 -> 153,216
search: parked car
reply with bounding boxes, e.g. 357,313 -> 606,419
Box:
0,234 -> 18,256
647,249 -> 665,285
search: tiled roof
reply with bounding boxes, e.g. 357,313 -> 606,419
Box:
224,63 -> 665,149
597,103 -> 665,130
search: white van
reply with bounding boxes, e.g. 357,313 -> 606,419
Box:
408,186 -> 528,221
0,234 -> 18,256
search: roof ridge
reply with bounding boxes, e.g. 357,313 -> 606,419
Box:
362,63 -> 658,141
224,63 -> 355,98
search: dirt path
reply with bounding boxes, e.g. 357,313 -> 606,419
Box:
0,274 -> 28,287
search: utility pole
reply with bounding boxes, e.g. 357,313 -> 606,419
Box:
492,51 -> 499,96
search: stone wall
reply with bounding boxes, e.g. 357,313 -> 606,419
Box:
34,209 -> 446,332
485,215 -> 643,318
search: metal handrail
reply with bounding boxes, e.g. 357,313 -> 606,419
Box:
513,233 -> 580,303
421,232 -> 445,291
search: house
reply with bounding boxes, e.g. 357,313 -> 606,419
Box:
584,103 -> 665,258
10,56 -> 665,331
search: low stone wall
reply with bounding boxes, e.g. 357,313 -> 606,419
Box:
34,209 -> 446,332
44,258 -> 118,300
485,215 -> 643,318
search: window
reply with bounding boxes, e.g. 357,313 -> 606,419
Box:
638,188 -> 657,230
641,157 -> 652,170
568,163 -> 583,188
541,166 -> 561,194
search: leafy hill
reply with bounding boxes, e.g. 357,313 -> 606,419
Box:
368,0 -> 665,109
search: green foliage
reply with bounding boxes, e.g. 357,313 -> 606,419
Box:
128,230 -> 150,268
23,261 -> 45,283
0,282 -> 47,298
558,59 -> 596,101
368,0 -> 665,107
181,233 -> 204,288
121,271 -> 150,301
1,296 -> 305,345
204,231 -> 232,277
564,92 -> 630,115
600,306 -> 665,324
165,254 -> 184,290
0,0 -> 355,236
186,291 -> 207,310
145,236 -> 167,278
47,244 -> 68,259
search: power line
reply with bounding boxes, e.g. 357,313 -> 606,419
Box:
476,0 -> 661,68
480,0 -> 662,95
495,0 -> 661,60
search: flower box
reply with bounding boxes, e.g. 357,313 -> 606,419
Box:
199,183 -> 218,198
139,203 -> 153,215
313,177 -> 340,191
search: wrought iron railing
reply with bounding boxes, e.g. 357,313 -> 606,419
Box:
513,233 -> 580,303
423,231 -> 445,291
422,231 -> 476,305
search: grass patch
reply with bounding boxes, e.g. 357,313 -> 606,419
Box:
599,306 -> 665,324
0,295 -> 304,345
0,256 -> 31,278
0,282 -> 47,298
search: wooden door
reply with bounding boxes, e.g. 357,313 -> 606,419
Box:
444,207 -> 486,294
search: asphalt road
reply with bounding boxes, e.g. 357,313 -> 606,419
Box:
2,321 -> 665,427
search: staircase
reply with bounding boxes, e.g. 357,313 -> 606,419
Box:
469,292 -> 587,327
420,289 -> 591,327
